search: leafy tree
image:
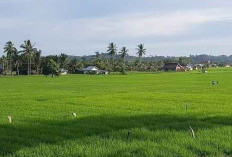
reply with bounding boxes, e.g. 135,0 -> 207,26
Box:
68,58 -> 78,74
0,55 -> 7,75
178,57 -> 190,65
107,43 -> 117,71
4,41 -> 17,75
43,59 -> 60,77
59,53 -> 68,69
20,40 -> 36,75
76,62 -> 84,69
93,52 -> 103,68
0,55 -> 7,68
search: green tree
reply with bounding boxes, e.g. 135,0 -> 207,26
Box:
136,44 -> 146,61
0,55 -> 7,74
119,47 -> 128,74
12,51 -> 22,75
43,59 -> 60,77
107,43 -> 117,71
136,44 -> 146,70
93,52 -> 103,67
20,40 -> 36,75
59,53 -> 68,69
4,41 -> 17,75
34,49 -> 42,74
68,58 -> 78,74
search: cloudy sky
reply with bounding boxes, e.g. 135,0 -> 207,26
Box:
0,0 -> 232,56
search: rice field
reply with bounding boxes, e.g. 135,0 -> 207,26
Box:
0,68 -> 232,156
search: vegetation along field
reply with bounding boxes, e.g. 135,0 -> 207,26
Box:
0,68 -> 232,157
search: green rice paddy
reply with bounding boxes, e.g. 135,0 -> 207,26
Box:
0,68 -> 232,156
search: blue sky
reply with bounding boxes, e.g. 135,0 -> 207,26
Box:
0,0 -> 232,56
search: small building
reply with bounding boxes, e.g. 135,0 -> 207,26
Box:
83,66 -> 109,75
60,68 -> 68,75
194,64 -> 204,70
225,64 -> 231,68
186,64 -> 193,71
163,63 -> 186,71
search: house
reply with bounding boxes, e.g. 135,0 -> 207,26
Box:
82,66 -> 109,74
186,64 -> 193,71
60,68 -> 68,75
194,64 -> 204,70
225,64 -> 231,68
0,65 -> 3,75
162,63 -> 186,71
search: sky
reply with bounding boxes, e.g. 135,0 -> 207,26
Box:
0,0 -> 232,57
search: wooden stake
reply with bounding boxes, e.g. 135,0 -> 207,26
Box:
189,126 -> 195,138
72,113 -> 77,117
8,116 -> 12,124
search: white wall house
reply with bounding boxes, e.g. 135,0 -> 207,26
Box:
60,68 -> 68,75
83,66 -> 109,74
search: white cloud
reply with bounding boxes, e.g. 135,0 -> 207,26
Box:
44,8 -> 232,39
0,7 -> 232,56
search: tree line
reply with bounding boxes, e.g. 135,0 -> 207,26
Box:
1,40 -> 227,76
0,40 -> 166,76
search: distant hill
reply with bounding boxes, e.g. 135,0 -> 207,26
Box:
68,53 -> 232,64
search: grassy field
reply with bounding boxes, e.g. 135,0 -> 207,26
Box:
0,68 -> 232,157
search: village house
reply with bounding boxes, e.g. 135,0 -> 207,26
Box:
186,64 -> 193,71
82,66 -> 109,75
225,64 -> 231,68
194,64 -> 204,70
162,63 -> 186,71
60,68 -> 68,75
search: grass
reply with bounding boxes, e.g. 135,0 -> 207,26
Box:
0,68 -> 232,156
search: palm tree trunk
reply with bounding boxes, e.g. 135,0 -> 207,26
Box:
30,56 -> 31,75
10,57 -> 12,76
16,63 -> 19,75
28,56 -> 30,75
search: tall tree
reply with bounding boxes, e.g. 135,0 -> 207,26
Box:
4,41 -> 17,75
0,55 -> 7,71
107,43 -> 117,71
119,47 -> 128,61
59,53 -> 68,69
42,59 -> 60,77
136,44 -> 146,60
12,51 -> 21,75
93,52 -> 102,66
34,49 -> 42,74
68,58 -> 78,74
20,40 -> 36,75
119,47 -> 128,74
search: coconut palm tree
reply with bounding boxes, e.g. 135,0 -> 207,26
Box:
136,44 -> 146,59
34,49 -> 42,74
107,43 -> 117,71
119,47 -> 129,74
12,51 -> 21,75
20,40 -> 36,75
4,41 -> 17,75
119,47 -> 128,61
